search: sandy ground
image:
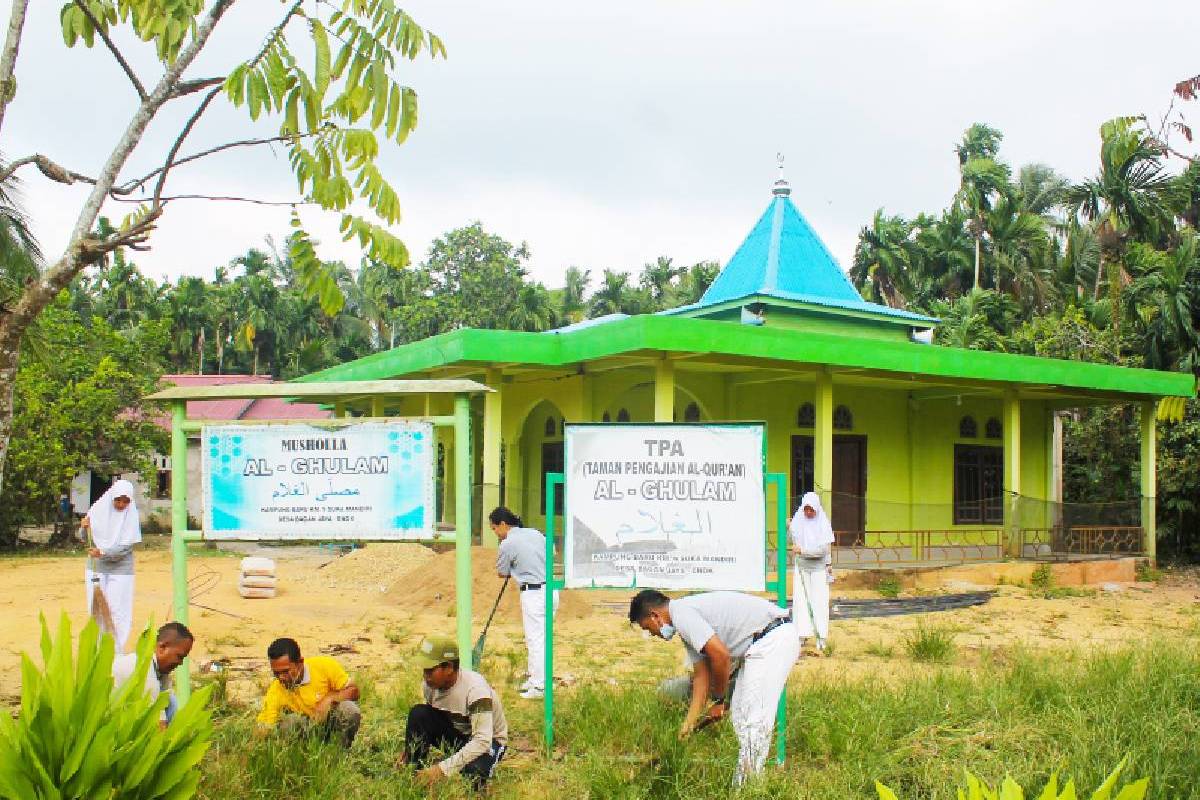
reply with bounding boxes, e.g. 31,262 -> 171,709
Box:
2,536 -> 1199,709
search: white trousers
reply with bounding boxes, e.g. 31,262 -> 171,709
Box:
792,566 -> 830,648
85,570 -> 134,651
730,621 -> 799,786
519,586 -> 559,690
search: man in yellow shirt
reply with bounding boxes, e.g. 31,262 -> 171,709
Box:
255,637 -> 361,747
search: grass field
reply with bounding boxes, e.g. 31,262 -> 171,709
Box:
195,640 -> 1200,799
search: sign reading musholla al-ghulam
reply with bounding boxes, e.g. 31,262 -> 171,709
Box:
564,423 -> 766,590
201,421 -> 435,540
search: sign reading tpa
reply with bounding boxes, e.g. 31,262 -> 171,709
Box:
564,423 -> 766,590
201,421 -> 435,540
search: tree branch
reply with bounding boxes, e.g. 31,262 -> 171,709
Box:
172,76 -> 226,98
113,131 -> 324,194
0,153 -> 98,186
114,193 -> 307,207
4,0 -> 238,341
152,1 -> 304,206
73,0 -> 147,101
0,0 -> 29,138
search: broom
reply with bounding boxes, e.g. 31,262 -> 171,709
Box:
85,523 -> 117,639
471,577 -> 510,665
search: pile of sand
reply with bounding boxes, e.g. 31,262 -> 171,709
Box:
301,543 -> 437,593
388,546 -> 592,621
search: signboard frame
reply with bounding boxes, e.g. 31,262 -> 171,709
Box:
562,421 -> 767,591
200,420 -> 436,541
541,422 -> 790,766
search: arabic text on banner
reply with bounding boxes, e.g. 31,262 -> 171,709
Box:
201,422 -> 435,540
564,424 -> 765,590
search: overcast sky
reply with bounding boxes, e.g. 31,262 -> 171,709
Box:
3,1 -> 1197,289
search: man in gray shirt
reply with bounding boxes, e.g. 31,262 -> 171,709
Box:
111,622 -> 194,728
630,589 -> 799,787
490,506 -> 559,699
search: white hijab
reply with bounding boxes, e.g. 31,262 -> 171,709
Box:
789,491 -> 834,554
87,479 -> 141,551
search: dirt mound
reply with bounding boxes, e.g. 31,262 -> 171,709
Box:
302,543 -> 436,593
389,546 -> 592,620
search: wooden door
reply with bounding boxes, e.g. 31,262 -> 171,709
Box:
790,435 -> 867,534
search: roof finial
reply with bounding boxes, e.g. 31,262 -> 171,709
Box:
773,152 -> 791,197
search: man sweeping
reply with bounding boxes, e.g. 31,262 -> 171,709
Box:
400,633 -> 508,790
111,622 -> 194,728
489,506 -> 558,699
82,479 -> 142,651
629,589 -> 798,786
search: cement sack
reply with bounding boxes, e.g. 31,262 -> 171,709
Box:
239,575 -> 278,590
240,556 -> 276,577
238,585 -> 276,599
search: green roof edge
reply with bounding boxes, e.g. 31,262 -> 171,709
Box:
299,314 -> 1195,399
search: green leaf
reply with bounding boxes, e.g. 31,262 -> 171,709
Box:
1112,779 -> 1149,800
311,18 -> 332,97
876,782 -> 900,800
1090,757 -> 1127,800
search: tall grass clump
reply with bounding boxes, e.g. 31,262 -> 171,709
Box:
196,642 -> 1200,799
904,622 -> 956,662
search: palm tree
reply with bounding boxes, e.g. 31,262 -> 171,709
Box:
955,123 -> 1012,290
588,270 -> 644,317
851,210 -> 913,308
1125,233 -> 1200,370
507,283 -> 557,331
985,196 -> 1054,310
1067,117 -> 1177,303
910,210 -> 973,304
639,256 -> 681,310
560,266 -> 590,323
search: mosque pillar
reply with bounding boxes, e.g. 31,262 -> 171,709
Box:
1002,390 -> 1022,557
814,368 -> 834,512
480,368 -> 502,546
654,357 -> 675,422
1140,401 -> 1157,566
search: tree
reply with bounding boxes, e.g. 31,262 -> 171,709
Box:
851,210 -> 914,308
559,266 -> 591,323
0,0 -> 445,498
955,123 -> 1012,290
1067,117 -> 1177,303
588,269 -> 649,317
1,299 -> 168,539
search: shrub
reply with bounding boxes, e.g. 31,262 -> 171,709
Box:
904,623 -> 955,663
0,614 -> 214,799
877,575 -> 902,598
876,758 -> 1148,800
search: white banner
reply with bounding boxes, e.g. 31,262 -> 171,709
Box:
564,424 -> 765,590
202,422 -> 435,540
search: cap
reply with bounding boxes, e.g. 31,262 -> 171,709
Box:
414,633 -> 460,669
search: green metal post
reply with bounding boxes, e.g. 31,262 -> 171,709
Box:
543,472 -> 564,750
453,394 -> 473,668
766,472 -> 788,766
170,401 -> 192,703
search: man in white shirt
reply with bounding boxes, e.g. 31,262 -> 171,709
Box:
111,621 -> 194,728
629,589 -> 798,786
490,506 -> 559,699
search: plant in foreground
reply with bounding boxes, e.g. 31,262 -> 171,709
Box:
876,758 -> 1148,800
904,622 -> 956,663
0,613 -> 214,799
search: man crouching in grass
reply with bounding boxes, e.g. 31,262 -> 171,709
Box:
398,633 -> 508,790
254,637 -> 362,747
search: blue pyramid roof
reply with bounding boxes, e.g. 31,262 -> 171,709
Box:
671,186 -> 936,325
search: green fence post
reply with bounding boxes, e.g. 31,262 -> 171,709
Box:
766,472 -> 788,765
543,472 -> 564,751
454,394 -> 473,668
170,401 -> 191,703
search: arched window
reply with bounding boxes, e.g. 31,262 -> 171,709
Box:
959,416 -> 978,438
544,417 -> 557,437
985,417 -> 1002,439
833,405 -> 853,431
797,402 -> 815,428
602,411 -> 611,423
684,402 -> 701,422
617,408 -> 630,423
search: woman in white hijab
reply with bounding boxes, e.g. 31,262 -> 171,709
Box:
81,479 -> 141,650
789,491 -> 834,652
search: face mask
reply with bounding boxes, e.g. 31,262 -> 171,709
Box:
659,623 -> 676,641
